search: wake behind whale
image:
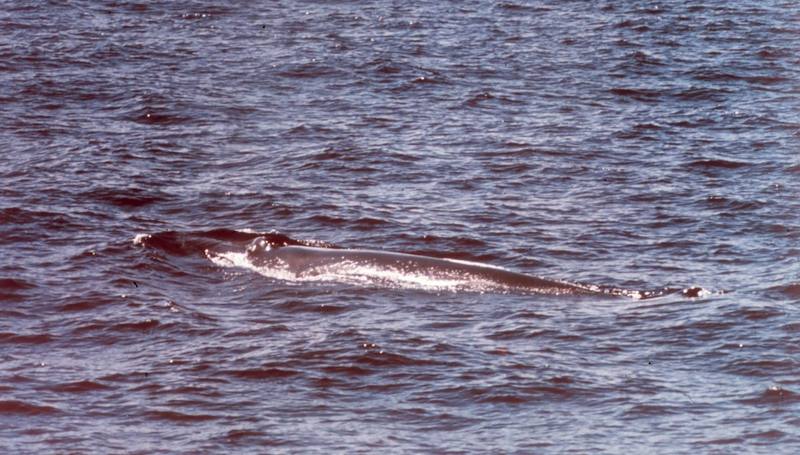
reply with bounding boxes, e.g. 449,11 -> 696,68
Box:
135,229 -> 706,298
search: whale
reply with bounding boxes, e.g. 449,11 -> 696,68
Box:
239,237 -> 644,297
137,229 -> 703,298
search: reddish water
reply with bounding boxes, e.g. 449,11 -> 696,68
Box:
2,0 -> 799,452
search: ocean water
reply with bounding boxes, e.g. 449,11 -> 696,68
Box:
1,0 -> 799,453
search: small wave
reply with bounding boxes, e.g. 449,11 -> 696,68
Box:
283,123 -> 337,137
739,386 -> 800,405
49,380 -> 111,393
111,319 -> 161,332
146,410 -> 219,422
495,2 -> 551,12
360,57 -> 408,77
477,384 -> 579,404
299,215 -> 390,232
134,111 -> 189,126
0,332 -> 53,344
88,187 -> 169,209
403,232 -> 488,249
307,214 -> 348,226
354,350 -> 438,368
727,306 -> 784,321
0,278 -> 35,302
691,69 -> 742,82
225,368 -> 300,380
702,195 -> 767,212
275,63 -> 341,79
0,293 -> 25,303
225,429 -> 267,441
0,400 -> 59,415
756,47 -> 791,60
391,75 -> 449,92
478,394 -> 529,405
624,403 -> 682,417
743,430 -> 787,441
631,50 -> 664,66
0,278 -> 35,290
673,87 -> 730,101
668,118 -> 717,128
687,159 -> 751,170
703,437 -> 745,446
411,75 -> 444,84
0,207 -> 82,231
486,162 -> 535,174
776,283 -> 800,298
486,327 -> 553,340
465,91 -> 495,107
59,294 -> 116,312
376,63 -> 403,75
692,70 -> 788,87
354,217 -> 389,229
275,300 -> 349,314
724,358 -> 798,377
609,87 -> 662,102
322,365 -> 374,376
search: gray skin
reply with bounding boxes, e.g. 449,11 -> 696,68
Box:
245,239 -> 604,296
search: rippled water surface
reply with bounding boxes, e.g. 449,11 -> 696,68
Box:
2,0 -> 799,452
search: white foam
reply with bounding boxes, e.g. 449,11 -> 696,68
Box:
132,233 -> 151,245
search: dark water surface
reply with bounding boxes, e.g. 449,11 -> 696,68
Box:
2,0 -> 799,452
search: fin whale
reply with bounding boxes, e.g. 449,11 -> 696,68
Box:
136,229 -> 705,298
242,238 -> 642,297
